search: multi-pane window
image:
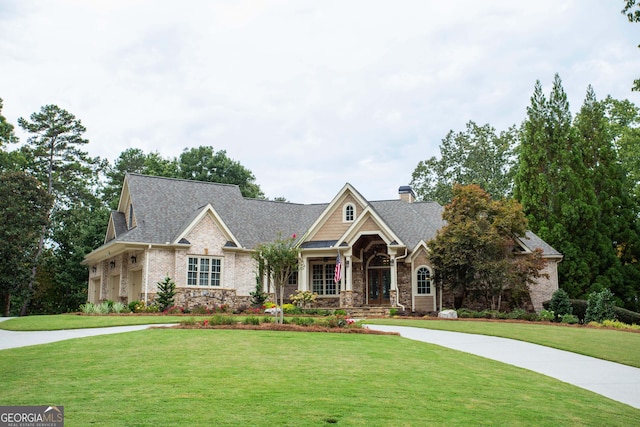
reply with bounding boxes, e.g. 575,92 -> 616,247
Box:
187,256 -> 222,287
288,271 -> 298,285
312,263 -> 340,295
344,204 -> 355,222
416,266 -> 432,294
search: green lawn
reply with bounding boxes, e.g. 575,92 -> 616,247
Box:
366,318 -> 640,368
0,329 -> 637,426
0,314 -> 188,331
3,314 -> 639,368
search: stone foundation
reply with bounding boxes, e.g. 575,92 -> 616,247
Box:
174,288 -> 251,310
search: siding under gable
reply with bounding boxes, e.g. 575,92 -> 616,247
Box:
314,193 -> 365,241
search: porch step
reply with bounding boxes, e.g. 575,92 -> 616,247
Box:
344,307 -> 392,318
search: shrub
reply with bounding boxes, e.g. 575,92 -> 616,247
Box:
142,303 -> 159,313
282,303 -> 301,314
613,306 -> 640,325
95,301 -> 111,314
389,308 -> 398,317
585,288 -> 616,323
291,317 -> 315,327
128,300 -> 140,312
549,289 -> 572,321
570,299 -> 588,322
164,306 -> 184,315
560,314 -> 579,324
209,314 -> 236,325
334,309 -> 347,316
261,315 -> 273,323
111,302 -> 128,313
599,319 -> 640,330
190,305 -> 212,315
243,316 -> 261,325
249,281 -> 269,307
180,317 -> 197,326
289,290 -> 317,309
538,309 -> 555,322
80,302 -> 96,314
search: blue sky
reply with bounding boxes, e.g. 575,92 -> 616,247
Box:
1,1 -> 639,203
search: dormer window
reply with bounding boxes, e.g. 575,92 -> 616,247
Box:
344,203 -> 355,222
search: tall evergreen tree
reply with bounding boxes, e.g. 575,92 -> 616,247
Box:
0,172 -> 53,316
17,105 -> 104,315
514,75 -> 598,299
574,90 -> 640,310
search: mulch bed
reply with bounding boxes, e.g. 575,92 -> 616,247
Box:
161,323 -> 399,335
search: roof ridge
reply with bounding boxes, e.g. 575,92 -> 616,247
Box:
126,173 -> 242,190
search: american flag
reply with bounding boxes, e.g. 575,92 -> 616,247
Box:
334,253 -> 342,284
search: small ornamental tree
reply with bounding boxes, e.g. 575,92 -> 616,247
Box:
252,235 -> 301,324
156,276 -> 176,312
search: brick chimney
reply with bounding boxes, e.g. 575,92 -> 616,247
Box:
398,186 -> 415,203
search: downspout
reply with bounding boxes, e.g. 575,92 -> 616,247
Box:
144,244 -> 151,305
394,247 -> 408,312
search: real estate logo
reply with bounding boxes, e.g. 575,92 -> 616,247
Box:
0,405 -> 64,427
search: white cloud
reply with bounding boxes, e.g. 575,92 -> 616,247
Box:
1,0 -> 639,204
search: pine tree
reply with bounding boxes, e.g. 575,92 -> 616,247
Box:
156,276 -> 176,312
514,75 -> 598,298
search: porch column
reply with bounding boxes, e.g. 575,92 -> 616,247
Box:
299,254 -> 309,291
390,255 -> 398,292
346,255 -> 353,291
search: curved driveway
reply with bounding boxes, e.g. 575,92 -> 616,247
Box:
367,324 -> 640,409
1,318 -> 638,409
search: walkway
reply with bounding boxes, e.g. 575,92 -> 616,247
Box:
0,318 -> 175,351
367,324 -> 640,409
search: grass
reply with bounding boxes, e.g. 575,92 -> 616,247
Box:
1,328 -> 638,426
0,314 -> 189,331
366,318 -> 640,368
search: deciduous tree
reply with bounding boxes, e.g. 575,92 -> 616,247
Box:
411,121 -> 516,205
178,146 -> 263,198
428,184 -> 546,310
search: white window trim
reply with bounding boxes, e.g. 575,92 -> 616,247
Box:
415,265 -> 433,295
187,255 -> 223,288
310,261 -> 340,297
343,203 -> 356,222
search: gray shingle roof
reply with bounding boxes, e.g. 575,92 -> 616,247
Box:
370,200 -> 445,250
520,230 -> 562,257
106,174 -> 559,257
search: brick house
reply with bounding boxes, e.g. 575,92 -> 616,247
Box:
84,174 -> 562,313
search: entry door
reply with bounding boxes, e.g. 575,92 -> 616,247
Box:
368,269 -> 391,305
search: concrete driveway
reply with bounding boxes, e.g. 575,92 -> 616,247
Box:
367,324 -> 640,409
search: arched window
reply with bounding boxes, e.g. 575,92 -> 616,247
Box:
416,266 -> 432,295
344,203 -> 355,222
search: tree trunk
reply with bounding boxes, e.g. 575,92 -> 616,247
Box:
3,293 -> 10,317
279,284 -> 284,324
20,224 -> 47,316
